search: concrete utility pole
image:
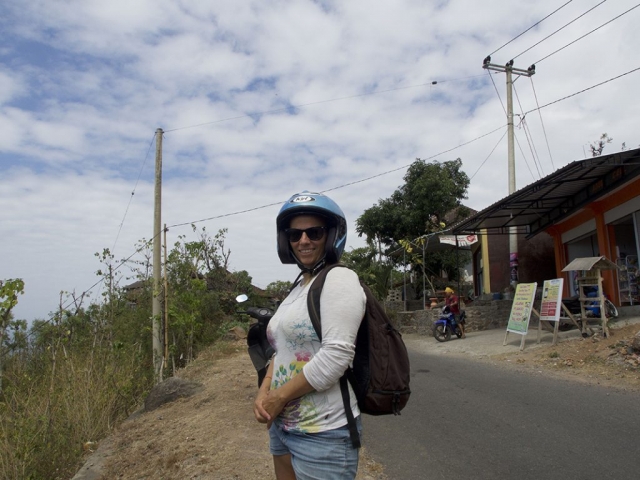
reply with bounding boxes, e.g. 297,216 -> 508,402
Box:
163,223 -> 169,370
152,128 -> 164,384
482,57 -> 535,288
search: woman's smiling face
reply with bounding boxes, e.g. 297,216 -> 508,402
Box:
288,215 -> 327,268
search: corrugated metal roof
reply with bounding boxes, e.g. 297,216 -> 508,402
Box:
561,256 -> 619,272
452,147 -> 640,238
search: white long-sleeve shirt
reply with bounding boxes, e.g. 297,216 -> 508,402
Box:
266,267 -> 366,433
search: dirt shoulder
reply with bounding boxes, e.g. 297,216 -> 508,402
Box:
72,343 -> 388,480
405,319 -> 640,391
73,321 -> 640,480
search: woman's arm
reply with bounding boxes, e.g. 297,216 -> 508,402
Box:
253,359 -> 275,423
257,268 -> 365,424
303,268 -> 366,391
260,369 -> 316,427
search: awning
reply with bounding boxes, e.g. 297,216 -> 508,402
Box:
561,256 -> 619,272
452,147 -> 640,238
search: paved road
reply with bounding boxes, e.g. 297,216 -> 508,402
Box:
362,332 -> 640,480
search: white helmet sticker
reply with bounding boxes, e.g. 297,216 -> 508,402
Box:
291,196 -> 314,203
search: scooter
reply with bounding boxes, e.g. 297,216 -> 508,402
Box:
432,306 -> 465,342
558,288 -> 619,331
563,289 -> 618,318
236,294 -> 275,386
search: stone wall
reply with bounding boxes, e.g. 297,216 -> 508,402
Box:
387,299 -> 514,336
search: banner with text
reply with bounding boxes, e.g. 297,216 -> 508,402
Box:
438,235 -> 478,248
539,278 -> 564,322
506,282 -> 537,335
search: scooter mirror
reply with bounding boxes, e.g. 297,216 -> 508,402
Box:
236,294 -> 249,303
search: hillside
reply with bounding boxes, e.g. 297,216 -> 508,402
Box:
72,343 -> 387,480
74,322 -> 640,479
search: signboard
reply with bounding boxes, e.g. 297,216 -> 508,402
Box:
506,282 -> 537,335
438,235 -> 478,248
539,278 -> 564,322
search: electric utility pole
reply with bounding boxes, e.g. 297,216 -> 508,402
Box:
482,57 -> 535,287
152,128 -> 164,384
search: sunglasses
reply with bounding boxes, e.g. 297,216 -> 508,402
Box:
285,226 -> 327,242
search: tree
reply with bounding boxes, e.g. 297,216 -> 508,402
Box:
265,281 -> 293,303
165,226 -> 249,367
355,158 -> 471,293
356,158 -> 470,244
340,246 -> 402,300
589,133 -> 613,157
0,278 -> 25,394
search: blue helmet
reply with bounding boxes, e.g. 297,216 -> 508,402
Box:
276,191 -> 347,269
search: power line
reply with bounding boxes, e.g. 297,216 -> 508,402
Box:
512,0 -> 608,61
470,128 -> 508,180
488,0 -> 574,57
168,200 -> 284,229
163,74 -> 488,134
530,77 -> 555,170
534,3 -> 640,65
25,58 -> 635,333
29,63 -> 640,331
167,124 -> 508,229
513,83 -> 543,179
33,67 -> 639,328
488,70 -> 507,115
486,70 -> 538,181
517,117 -> 542,180
11,121 -> 508,348
523,66 -> 640,115
111,132 -> 157,254
2,233 -> 159,361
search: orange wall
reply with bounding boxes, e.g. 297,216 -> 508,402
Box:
547,178 -> 640,300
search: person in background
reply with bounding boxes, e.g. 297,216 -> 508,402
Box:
445,286 -> 465,338
253,191 -> 366,480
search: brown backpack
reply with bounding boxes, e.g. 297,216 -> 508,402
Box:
307,264 -> 411,448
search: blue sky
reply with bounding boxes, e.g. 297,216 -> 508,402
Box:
1,0 -> 639,322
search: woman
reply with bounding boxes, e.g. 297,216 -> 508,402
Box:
254,191 -> 366,480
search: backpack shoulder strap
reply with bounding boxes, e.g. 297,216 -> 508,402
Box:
307,263 -> 345,341
306,263 -> 361,449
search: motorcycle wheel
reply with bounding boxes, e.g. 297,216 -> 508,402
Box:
454,326 -> 463,338
433,325 -> 451,342
605,299 -> 618,319
557,322 -> 575,332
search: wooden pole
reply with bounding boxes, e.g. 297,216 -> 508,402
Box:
152,128 -> 164,383
163,224 -> 169,369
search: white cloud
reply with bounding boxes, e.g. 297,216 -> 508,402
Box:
1,0 -> 639,321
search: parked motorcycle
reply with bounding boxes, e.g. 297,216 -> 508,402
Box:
236,294 -> 275,386
558,287 -> 619,331
432,306 -> 465,342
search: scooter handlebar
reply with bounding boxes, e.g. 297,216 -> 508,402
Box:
238,306 -> 275,322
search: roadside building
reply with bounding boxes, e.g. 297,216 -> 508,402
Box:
454,147 -> 640,306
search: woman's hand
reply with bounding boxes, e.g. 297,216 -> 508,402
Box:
254,387 -> 272,424
254,388 -> 287,427
261,390 -> 287,428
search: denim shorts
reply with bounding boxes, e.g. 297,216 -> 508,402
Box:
269,417 -> 362,480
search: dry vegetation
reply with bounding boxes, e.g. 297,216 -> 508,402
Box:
487,323 -> 640,391
77,342 -> 387,480
74,323 -> 640,480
